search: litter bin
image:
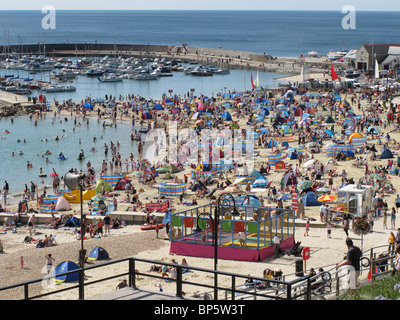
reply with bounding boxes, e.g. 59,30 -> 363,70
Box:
295,258 -> 304,277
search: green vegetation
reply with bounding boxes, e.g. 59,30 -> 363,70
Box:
340,273 -> 400,300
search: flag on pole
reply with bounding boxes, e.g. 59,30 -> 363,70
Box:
331,63 -> 339,81
292,182 -> 298,212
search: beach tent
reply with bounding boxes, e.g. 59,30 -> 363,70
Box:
275,160 -> 286,170
287,152 -> 298,160
54,261 -> 80,283
379,148 -> 394,159
221,112 -> 232,121
114,177 -> 130,191
268,139 -> 277,148
142,112 -> 152,119
84,102 -> 93,110
367,126 -> 379,135
191,180 -> 207,192
162,164 -> 179,173
242,195 -> 261,207
348,132 -> 364,143
95,179 -> 112,194
324,114 -> 335,124
253,176 -> 268,188
260,108 -> 270,117
55,196 -> 71,211
153,104 -> 164,110
301,191 -> 321,206
65,216 -> 80,227
88,247 -> 109,261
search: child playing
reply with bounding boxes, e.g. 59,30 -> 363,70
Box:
304,219 -> 310,237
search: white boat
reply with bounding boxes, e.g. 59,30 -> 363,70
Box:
98,75 -> 123,82
213,68 -> 230,75
132,73 -> 159,80
308,51 -> 318,57
327,51 -> 347,61
45,85 -> 76,92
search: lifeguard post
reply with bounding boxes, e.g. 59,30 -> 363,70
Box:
169,202 -> 296,262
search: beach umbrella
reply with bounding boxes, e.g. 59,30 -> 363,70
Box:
303,159 -> 316,168
298,180 -> 313,190
318,195 -> 337,202
305,142 -> 317,148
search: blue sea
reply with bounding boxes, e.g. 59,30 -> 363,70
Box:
0,10 -> 399,196
0,10 -> 399,57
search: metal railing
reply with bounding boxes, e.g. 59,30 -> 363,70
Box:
0,245 -> 397,300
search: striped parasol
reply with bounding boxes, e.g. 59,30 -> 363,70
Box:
317,195 -> 337,202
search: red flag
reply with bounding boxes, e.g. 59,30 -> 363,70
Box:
251,74 -> 256,90
331,63 -> 339,81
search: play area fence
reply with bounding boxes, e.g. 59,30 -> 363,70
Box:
169,203 -> 296,262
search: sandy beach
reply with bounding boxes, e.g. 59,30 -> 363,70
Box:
0,90 -> 399,300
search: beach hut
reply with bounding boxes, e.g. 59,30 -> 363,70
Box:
88,247 -> 109,261
54,261 -> 80,283
379,148 -> 394,159
55,196 -> 71,211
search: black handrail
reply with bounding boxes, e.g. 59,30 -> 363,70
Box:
0,245 -> 396,300
0,256 -> 310,300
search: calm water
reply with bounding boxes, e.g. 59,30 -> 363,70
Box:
0,115 -> 141,196
0,10 -> 399,57
0,66 -> 288,101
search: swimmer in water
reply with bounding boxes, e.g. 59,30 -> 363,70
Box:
19,150 -> 24,155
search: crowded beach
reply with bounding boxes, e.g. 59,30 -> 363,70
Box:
0,76 -> 400,300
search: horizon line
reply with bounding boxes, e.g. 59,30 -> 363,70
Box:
0,9 -> 399,12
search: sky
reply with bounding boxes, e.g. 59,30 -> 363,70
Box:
1,0 -> 400,11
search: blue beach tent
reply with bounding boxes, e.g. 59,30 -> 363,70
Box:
380,148 -> 394,159
153,104 -> 164,110
54,261 -> 80,283
88,247 -> 109,261
65,216 -> 80,227
301,191 -> 321,206
221,112 -> 232,121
